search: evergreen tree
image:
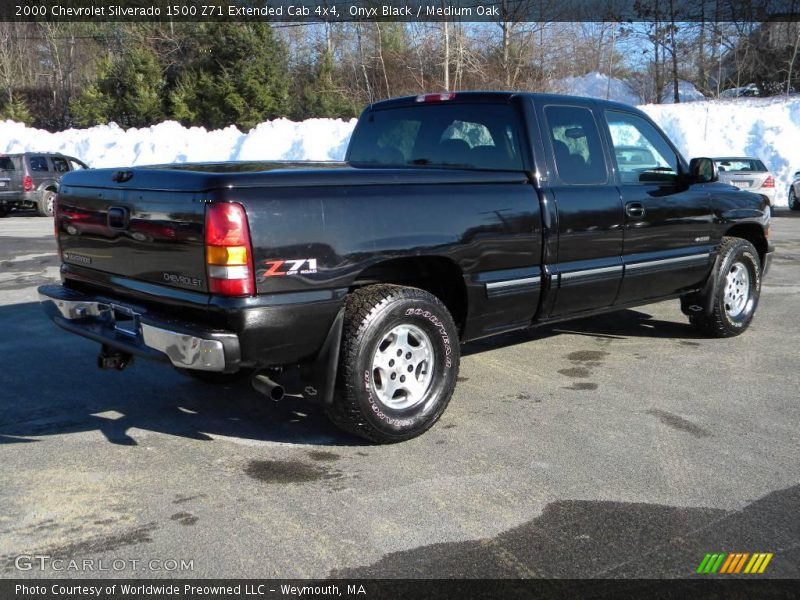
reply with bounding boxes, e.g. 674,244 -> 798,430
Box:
169,23 -> 290,130
71,45 -> 164,128
0,94 -> 33,125
299,50 -> 357,119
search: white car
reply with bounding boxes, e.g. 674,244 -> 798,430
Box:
713,157 -> 775,210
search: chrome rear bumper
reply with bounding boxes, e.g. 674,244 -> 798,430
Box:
38,284 -> 240,372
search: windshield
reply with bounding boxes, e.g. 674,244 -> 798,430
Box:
346,103 -> 524,171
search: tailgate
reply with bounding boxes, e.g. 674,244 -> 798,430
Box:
56,169 -> 209,293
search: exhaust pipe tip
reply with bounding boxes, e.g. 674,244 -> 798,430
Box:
252,373 -> 285,401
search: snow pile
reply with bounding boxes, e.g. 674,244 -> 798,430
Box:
553,72 -> 640,105
2,92 -> 799,205
0,117 -> 357,168
661,81 -> 707,103
554,72 -> 706,105
642,96 -> 800,205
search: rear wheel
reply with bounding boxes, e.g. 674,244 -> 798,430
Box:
689,237 -> 761,337
326,284 -> 460,443
0,206 -> 8,218
37,190 -> 56,217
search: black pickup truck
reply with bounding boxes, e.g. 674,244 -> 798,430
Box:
39,92 -> 773,443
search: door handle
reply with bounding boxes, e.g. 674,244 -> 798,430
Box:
625,202 -> 645,219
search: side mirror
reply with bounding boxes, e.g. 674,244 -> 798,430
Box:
794,171 -> 800,178
689,157 -> 719,183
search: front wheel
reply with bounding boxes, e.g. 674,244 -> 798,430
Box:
327,284 -> 460,443
789,187 -> 800,211
689,237 -> 761,337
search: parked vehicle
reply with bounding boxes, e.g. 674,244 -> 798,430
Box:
39,92 -> 773,443
0,152 -> 89,217
788,170 -> 800,210
713,157 -> 776,210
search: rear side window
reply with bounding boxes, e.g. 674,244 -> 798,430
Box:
347,103 -> 524,171
51,157 -> 70,172
544,105 -> 608,185
28,156 -> 49,172
0,157 -> 14,170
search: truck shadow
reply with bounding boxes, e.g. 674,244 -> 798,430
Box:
463,307 -> 702,357
0,301 -> 362,447
0,300 -> 708,447
330,483 -> 800,578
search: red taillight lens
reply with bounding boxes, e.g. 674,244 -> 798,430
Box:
205,202 -> 254,296
53,194 -> 61,255
23,175 -> 33,192
762,176 -> 774,188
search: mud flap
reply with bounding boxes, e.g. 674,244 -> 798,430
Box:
299,307 -> 344,406
680,253 -> 720,316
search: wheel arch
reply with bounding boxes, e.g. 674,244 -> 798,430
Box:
722,223 -> 768,265
350,256 -> 468,335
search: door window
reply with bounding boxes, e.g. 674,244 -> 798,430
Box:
28,156 -> 49,171
51,157 -> 70,173
544,106 -> 608,185
605,111 -> 679,184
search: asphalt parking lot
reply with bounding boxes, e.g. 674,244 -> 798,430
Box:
0,210 -> 798,579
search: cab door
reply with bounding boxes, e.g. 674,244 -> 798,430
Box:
601,110 -> 714,304
533,101 -> 625,318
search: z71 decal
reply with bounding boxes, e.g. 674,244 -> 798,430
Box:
259,258 -> 318,278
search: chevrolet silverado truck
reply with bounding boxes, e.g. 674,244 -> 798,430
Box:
38,92 -> 773,443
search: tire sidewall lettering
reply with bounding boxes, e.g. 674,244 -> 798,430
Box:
405,307 -> 452,368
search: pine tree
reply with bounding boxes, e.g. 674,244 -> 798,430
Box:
168,23 -> 290,130
71,46 -> 164,128
0,94 -> 33,125
300,50 -> 357,119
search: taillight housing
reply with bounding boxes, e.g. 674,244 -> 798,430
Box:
762,176 -> 774,188
53,194 -> 61,253
23,175 -> 33,192
205,202 -> 254,296
416,92 -> 456,103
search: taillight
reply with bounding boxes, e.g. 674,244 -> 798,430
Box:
53,194 -> 61,256
205,202 -> 254,296
762,176 -> 774,188
416,92 -> 456,103
23,175 -> 33,192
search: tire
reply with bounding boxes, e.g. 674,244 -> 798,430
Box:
176,367 -> 253,385
37,189 -> 56,217
0,207 -> 8,218
789,187 -> 800,211
326,284 -> 460,443
689,237 -> 761,338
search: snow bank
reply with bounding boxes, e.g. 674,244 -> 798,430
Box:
553,72 -> 706,105
0,117 -> 357,168
2,93 -> 798,205
642,96 -> 800,205
553,72 -> 641,105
